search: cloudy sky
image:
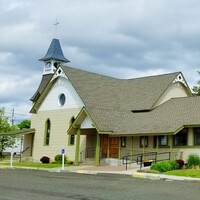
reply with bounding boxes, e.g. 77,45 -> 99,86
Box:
1,0 -> 200,123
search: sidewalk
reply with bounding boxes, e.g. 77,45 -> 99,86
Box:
56,165 -> 139,175
54,165 -> 200,182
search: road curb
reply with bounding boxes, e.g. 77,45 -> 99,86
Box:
1,165 -> 200,182
132,172 -> 200,182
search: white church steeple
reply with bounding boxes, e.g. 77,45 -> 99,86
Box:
39,38 -> 70,75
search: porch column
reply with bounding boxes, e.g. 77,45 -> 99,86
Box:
118,138 -> 121,160
131,136 -> 133,155
142,139 -> 145,161
74,128 -> 81,166
130,136 -> 134,162
107,136 -> 110,158
95,132 -> 100,166
169,135 -> 173,160
156,136 -> 159,161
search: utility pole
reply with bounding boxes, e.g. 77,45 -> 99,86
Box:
11,108 -> 15,125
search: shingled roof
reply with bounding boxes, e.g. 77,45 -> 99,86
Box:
82,96 -> 200,135
30,65 -> 185,112
30,74 -> 53,102
39,38 -> 69,63
61,66 -> 180,111
30,65 -> 199,135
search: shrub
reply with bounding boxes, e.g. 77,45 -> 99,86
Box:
54,154 -> 67,164
67,160 -> 74,165
169,160 -> 179,170
40,156 -> 50,164
176,159 -> 185,169
150,161 -> 179,172
187,154 -> 200,168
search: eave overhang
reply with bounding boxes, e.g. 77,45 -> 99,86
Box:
0,128 -> 35,136
67,107 -> 113,135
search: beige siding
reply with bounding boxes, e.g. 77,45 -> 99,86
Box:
178,148 -> 200,161
121,136 -> 178,160
132,137 -> 140,150
31,108 -> 86,162
188,128 -> 193,146
153,82 -> 189,108
23,134 -> 34,157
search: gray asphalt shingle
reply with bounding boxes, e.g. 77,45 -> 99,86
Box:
31,65 -> 198,135
62,65 -> 179,111
85,96 -> 200,135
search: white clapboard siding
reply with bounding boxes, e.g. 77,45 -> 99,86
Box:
81,116 -> 94,129
39,77 -> 84,111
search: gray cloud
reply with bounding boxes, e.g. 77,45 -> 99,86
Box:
0,0 -> 200,122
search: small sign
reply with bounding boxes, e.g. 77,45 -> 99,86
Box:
61,148 -> 65,154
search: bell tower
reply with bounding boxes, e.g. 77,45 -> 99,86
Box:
39,38 -> 70,75
30,38 -> 69,103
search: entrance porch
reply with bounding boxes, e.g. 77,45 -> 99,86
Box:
0,128 -> 35,162
68,108 -> 199,167
73,129 -> 179,167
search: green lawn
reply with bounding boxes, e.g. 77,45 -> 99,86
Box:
0,162 -> 70,168
165,170 -> 200,178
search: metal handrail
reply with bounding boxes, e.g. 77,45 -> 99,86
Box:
80,149 -> 86,163
122,151 -> 171,170
80,147 -> 96,163
21,147 -> 31,154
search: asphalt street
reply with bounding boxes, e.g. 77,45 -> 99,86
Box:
0,169 -> 199,200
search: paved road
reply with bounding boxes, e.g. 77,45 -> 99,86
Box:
0,169 -> 199,200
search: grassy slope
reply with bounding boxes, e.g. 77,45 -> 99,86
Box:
165,170 -> 200,178
0,162 -> 70,168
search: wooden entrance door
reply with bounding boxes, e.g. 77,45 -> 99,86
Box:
102,136 -> 119,158
109,137 -> 119,158
102,135 -> 109,158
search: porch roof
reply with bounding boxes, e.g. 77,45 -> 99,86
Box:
69,96 -> 200,136
0,128 -> 35,136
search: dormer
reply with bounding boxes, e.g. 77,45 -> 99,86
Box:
152,72 -> 192,109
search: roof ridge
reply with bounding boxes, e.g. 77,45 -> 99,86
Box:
86,106 -> 132,112
124,71 -> 181,81
153,95 -> 198,110
61,64 -> 120,80
170,95 -> 199,101
62,65 -> 181,81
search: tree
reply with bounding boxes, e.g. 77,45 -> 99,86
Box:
192,71 -> 200,96
0,107 -> 17,153
17,119 -> 31,129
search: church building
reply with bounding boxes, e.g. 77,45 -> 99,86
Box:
20,38 -> 200,166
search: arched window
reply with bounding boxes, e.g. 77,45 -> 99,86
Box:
69,116 -> 75,127
44,119 -> 51,145
68,116 -> 75,146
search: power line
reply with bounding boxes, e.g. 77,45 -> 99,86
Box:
3,108 -> 31,125
5,111 -> 30,117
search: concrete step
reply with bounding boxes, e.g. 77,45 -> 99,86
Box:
21,156 -> 33,162
80,158 -> 95,165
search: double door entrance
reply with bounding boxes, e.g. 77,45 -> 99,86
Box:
102,135 -> 119,158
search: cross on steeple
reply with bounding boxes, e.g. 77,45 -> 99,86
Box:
54,19 -> 60,38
